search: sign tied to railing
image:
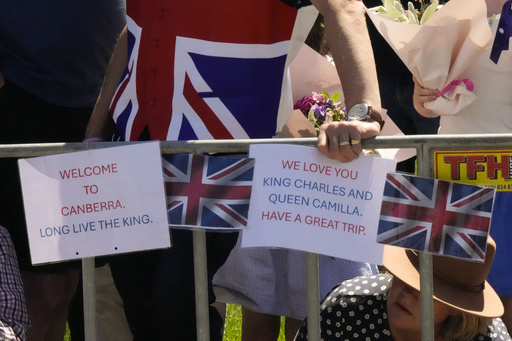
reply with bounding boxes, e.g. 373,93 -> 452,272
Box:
242,144 -> 397,265
18,142 -> 170,265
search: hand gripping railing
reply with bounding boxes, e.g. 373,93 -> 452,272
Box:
2,133 -> 512,341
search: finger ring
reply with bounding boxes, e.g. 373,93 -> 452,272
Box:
351,140 -> 361,144
338,141 -> 350,147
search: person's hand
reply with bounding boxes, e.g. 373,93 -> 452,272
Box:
413,76 -> 439,117
317,119 -> 380,163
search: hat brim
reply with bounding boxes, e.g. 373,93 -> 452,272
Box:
383,245 -> 504,318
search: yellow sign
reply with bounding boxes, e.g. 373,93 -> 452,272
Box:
434,150 -> 512,192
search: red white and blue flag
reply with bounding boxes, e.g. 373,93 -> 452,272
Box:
162,154 -> 254,229
490,0 -> 512,64
111,1 -> 317,142
377,173 -> 495,261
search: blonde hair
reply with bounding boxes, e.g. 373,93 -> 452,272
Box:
440,312 -> 490,341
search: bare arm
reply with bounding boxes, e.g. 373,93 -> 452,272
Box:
310,0 -> 382,162
311,0 -> 380,110
85,26 -> 128,140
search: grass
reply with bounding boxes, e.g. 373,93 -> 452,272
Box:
64,304 -> 286,341
215,304 -> 288,341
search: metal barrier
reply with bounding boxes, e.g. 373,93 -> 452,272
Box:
2,133 -> 512,341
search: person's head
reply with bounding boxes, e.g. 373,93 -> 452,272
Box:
383,237 -> 503,341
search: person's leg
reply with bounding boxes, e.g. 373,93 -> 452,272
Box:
284,317 -> 302,340
95,263 -> 133,341
67,273 -> 85,341
22,268 -> 80,341
153,229 -> 237,341
241,308 -> 281,341
109,250 -> 161,341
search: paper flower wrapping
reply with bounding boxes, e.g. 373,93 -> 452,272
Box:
367,0 -> 493,116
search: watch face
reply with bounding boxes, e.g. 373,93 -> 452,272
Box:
348,104 -> 369,121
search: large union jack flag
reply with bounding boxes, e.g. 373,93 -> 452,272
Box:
377,173 -> 495,261
110,1 -> 318,142
162,154 -> 254,229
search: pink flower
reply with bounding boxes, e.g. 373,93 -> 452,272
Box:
293,96 -> 315,114
293,91 -> 345,128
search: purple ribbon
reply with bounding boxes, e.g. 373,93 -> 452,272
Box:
436,79 -> 474,98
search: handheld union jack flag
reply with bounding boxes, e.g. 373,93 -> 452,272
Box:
377,173 -> 495,261
162,154 -> 254,230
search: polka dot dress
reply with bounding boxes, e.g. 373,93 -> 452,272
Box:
294,274 -> 511,341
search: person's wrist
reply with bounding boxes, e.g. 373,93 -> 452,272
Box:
347,104 -> 385,131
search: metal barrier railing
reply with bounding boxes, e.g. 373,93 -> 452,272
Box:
2,133 -> 512,341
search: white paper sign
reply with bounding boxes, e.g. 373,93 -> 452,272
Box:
18,142 -> 170,265
242,144 -> 397,265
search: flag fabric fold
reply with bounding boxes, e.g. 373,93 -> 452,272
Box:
162,154 -> 254,230
377,173 -> 495,261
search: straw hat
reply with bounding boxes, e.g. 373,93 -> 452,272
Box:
383,237 -> 503,318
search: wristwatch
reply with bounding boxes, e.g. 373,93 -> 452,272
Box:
347,103 -> 385,130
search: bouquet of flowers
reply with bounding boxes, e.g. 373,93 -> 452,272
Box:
293,91 -> 345,129
367,0 -> 493,116
375,0 -> 440,25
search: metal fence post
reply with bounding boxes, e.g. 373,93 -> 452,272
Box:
193,229 -> 210,341
305,252 -> 321,341
417,143 -> 435,341
82,257 -> 97,341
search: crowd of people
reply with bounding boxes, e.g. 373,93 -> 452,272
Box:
0,0 -> 511,340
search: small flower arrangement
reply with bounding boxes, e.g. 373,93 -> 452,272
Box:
293,91 -> 346,129
375,0 -> 441,25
